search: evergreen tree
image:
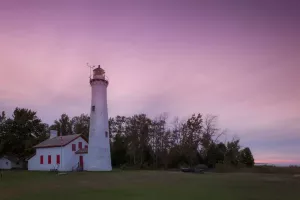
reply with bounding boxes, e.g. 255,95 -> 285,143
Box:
239,147 -> 255,167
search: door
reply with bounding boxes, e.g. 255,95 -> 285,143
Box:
79,156 -> 84,169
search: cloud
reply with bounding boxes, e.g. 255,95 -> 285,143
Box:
0,0 -> 300,164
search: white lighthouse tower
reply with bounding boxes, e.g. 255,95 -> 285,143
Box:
86,65 -> 112,171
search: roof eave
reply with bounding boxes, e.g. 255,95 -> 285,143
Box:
34,134 -> 88,149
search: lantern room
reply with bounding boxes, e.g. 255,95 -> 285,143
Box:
90,65 -> 109,85
93,65 -> 105,79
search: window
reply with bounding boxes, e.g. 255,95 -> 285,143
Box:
79,142 -> 82,149
91,106 -> 95,111
40,155 -> 44,164
85,145 -> 88,149
56,155 -> 60,164
48,155 -> 51,164
72,144 -> 76,151
105,131 -> 108,138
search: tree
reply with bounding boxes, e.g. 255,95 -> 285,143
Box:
216,142 -> 227,163
205,142 -> 227,167
239,147 -> 254,167
0,111 -> 7,155
0,108 -> 48,159
168,116 -> 185,168
109,115 -> 127,140
72,114 -> 90,138
200,115 -> 226,159
225,137 -> 241,166
181,113 -> 203,166
0,111 -> 6,123
0,107 -> 256,170
149,113 -> 168,168
50,113 -> 73,136
111,132 -> 127,167
125,114 -> 152,166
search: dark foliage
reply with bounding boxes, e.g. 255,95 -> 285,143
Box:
0,108 -> 255,169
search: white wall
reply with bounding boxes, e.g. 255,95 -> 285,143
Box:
28,154 -> 39,171
28,146 -> 62,171
87,80 -> 112,171
28,136 -> 88,171
63,137 -> 88,171
0,158 -> 11,169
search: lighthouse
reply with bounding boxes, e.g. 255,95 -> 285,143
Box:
86,65 -> 112,171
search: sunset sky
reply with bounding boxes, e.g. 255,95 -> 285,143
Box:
0,0 -> 299,165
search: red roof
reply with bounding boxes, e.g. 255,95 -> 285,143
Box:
34,134 -> 88,148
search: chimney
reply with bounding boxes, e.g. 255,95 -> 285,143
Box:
50,130 -> 57,139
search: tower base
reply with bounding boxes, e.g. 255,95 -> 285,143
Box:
85,147 -> 112,171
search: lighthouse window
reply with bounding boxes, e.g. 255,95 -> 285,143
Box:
105,131 -> 108,138
91,106 -> 95,111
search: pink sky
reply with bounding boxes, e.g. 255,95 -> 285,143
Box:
0,0 -> 300,165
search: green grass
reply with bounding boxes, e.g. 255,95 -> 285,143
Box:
1,170 -> 299,200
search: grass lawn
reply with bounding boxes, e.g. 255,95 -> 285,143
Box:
0,170 -> 299,200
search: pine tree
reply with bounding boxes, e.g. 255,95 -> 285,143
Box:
239,147 -> 254,167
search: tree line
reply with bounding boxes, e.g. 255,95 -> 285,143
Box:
0,107 -> 254,169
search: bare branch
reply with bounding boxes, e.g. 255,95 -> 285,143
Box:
214,128 -> 227,143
